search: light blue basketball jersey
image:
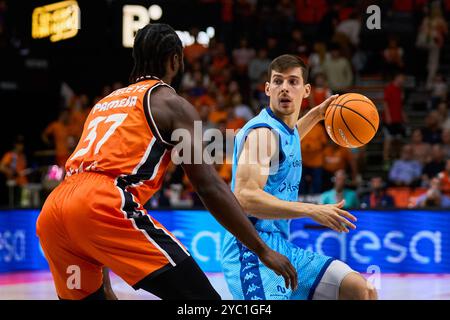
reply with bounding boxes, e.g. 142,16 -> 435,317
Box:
221,107 -> 334,300
230,106 -> 302,238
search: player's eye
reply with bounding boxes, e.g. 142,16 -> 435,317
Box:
289,79 -> 298,85
273,79 -> 282,85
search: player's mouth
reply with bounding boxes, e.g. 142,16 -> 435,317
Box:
279,96 -> 292,106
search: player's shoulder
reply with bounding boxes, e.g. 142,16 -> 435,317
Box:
241,111 -> 277,140
246,126 -> 274,137
151,85 -> 192,114
150,85 -> 200,131
243,126 -> 278,155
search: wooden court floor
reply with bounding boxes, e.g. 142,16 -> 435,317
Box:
1,271 -> 450,300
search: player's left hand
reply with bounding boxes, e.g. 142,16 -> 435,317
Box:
316,94 -> 339,120
258,248 -> 298,291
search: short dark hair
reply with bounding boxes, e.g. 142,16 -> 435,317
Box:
268,54 -> 309,84
129,23 -> 183,83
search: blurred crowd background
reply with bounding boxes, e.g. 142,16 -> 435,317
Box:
1,0 -> 450,210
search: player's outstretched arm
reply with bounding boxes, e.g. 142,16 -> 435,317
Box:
150,88 -> 297,290
297,94 -> 338,140
234,128 -> 356,233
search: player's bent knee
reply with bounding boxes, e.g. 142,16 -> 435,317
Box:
340,273 -> 377,300
367,282 -> 378,300
355,282 -> 378,300
357,277 -> 378,300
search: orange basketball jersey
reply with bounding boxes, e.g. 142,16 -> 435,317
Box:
66,79 -> 173,204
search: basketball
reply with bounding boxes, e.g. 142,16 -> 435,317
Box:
324,93 -> 380,148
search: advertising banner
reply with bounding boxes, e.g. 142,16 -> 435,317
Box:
1,209 -> 449,273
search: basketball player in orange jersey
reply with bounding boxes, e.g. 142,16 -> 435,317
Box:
36,23 -> 297,300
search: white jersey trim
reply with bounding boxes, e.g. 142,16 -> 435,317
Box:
146,82 -> 176,147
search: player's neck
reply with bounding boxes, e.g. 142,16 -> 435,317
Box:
161,75 -> 172,84
135,75 -> 172,85
269,106 -> 299,129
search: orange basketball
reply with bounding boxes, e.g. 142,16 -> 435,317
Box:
324,93 -> 379,148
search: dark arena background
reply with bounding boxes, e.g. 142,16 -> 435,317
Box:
1,0 -> 450,300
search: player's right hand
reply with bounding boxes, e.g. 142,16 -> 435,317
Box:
310,200 -> 357,233
257,248 -> 298,291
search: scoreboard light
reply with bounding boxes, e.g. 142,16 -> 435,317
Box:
122,4 -> 164,48
32,0 -> 80,42
122,4 -> 215,48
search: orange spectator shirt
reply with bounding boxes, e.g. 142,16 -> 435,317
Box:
311,87 -> 330,105
217,162 -> 232,184
301,124 -> 328,168
194,94 -> 216,110
323,145 -> 353,173
69,108 -> 90,140
1,151 -> 27,185
43,121 -> 71,157
184,43 -> 208,64
212,56 -> 229,70
209,110 -> 228,124
226,117 -> 246,131
66,80 -> 173,205
300,96 -> 309,111
439,171 -> 450,196
296,0 -> 327,24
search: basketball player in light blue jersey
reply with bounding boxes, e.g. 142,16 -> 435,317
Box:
221,55 -> 377,300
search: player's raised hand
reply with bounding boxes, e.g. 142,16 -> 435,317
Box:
257,248 -> 298,291
316,94 -> 339,120
309,200 -> 357,233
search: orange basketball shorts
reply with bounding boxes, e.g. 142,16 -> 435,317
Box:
36,172 -> 190,299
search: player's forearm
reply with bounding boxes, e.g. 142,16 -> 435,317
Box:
297,106 -> 322,140
195,178 -> 268,255
235,187 -> 315,219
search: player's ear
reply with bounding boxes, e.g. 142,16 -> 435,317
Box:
265,82 -> 270,96
303,83 -> 311,98
166,55 -> 175,74
172,54 -> 179,71
178,52 -> 185,72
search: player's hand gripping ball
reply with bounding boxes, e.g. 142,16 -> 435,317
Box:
324,93 -> 379,148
